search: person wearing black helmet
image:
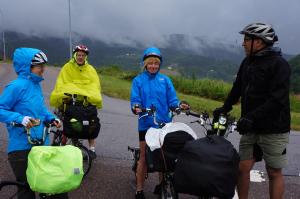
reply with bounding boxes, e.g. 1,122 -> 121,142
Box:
130,47 -> 189,199
213,23 -> 290,199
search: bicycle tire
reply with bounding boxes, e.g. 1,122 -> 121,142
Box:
76,144 -> 92,177
0,181 -> 28,199
160,181 -> 178,199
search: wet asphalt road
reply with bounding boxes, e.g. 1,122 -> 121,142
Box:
0,63 -> 300,199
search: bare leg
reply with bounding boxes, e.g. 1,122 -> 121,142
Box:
136,141 -> 147,191
266,166 -> 284,199
88,139 -> 95,149
237,159 -> 255,199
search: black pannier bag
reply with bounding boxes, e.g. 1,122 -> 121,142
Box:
146,131 -> 194,173
63,103 -> 101,139
174,135 -> 239,198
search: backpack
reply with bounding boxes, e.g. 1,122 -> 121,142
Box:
26,145 -> 84,194
63,103 -> 100,139
174,135 -> 239,198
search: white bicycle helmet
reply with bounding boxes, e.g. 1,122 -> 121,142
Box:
239,23 -> 278,44
31,51 -> 48,66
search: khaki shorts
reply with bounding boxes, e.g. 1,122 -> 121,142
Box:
239,133 -> 289,168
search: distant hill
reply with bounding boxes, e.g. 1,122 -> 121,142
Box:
0,31 -> 297,83
289,54 -> 300,93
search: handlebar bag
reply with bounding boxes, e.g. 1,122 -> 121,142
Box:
63,103 -> 100,139
26,145 -> 83,194
174,135 -> 239,198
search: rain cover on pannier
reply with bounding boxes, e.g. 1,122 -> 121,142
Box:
174,135 -> 239,198
26,145 -> 84,194
145,122 -> 197,172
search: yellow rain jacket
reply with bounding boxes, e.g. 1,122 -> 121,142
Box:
50,59 -> 102,108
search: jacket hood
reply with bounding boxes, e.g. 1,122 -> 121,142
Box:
13,48 -> 44,83
255,46 -> 282,57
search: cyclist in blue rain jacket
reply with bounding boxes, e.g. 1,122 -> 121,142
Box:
0,48 -> 65,199
130,47 -> 189,199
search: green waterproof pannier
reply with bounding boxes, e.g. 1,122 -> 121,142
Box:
26,145 -> 84,194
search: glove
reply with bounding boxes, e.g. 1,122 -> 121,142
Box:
237,117 -> 253,134
22,116 -> 33,127
213,106 -> 228,119
132,104 -> 141,115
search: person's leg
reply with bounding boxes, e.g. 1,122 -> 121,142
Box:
88,139 -> 96,159
237,134 -> 258,199
266,166 -> 284,199
237,159 -> 255,199
259,133 -> 289,199
136,141 -> 147,191
8,150 -> 36,199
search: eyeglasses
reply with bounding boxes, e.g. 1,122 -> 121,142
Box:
243,37 -> 252,42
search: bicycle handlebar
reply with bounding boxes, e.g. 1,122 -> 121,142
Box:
10,120 -> 56,145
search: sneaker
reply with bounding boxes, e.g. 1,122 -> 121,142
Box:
89,150 -> 97,160
135,190 -> 145,199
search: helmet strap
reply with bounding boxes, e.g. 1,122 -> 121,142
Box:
250,39 -> 254,56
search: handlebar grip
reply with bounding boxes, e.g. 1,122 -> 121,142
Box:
10,122 -> 24,127
187,111 -> 201,118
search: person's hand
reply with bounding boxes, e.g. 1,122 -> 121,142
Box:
22,116 -> 38,129
179,101 -> 190,111
237,117 -> 253,134
132,104 -> 142,115
213,106 -> 227,119
51,118 -> 62,128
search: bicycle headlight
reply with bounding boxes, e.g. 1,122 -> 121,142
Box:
219,115 -> 227,125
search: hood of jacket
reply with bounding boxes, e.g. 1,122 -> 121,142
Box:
13,48 -> 44,83
254,46 -> 282,57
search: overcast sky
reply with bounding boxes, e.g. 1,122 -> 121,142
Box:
0,0 -> 299,54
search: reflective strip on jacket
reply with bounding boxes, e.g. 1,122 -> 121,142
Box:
0,48 -> 55,153
50,58 -> 102,108
130,71 -> 179,131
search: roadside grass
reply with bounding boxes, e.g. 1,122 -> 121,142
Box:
99,73 -> 300,131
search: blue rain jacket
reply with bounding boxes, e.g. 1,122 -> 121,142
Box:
130,71 -> 179,131
0,48 -> 56,153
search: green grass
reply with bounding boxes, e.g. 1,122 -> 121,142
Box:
100,75 -> 132,100
97,66 -> 300,131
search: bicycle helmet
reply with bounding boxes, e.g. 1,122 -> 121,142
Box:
31,51 -> 48,66
239,23 -> 278,44
142,47 -> 162,62
73,45 -> 89,55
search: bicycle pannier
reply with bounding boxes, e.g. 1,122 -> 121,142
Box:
63,103 -> 100,139
26,145 -> 84,194
174,135 -> 239,198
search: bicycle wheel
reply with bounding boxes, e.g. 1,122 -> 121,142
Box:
0,181 -> 29,199
160,181 -> 178,199
51,131 -> 62,146
76,144 -> 92,177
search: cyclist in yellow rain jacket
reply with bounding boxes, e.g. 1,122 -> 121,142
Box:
50,45 -> 102,159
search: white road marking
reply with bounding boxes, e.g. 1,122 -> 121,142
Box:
250,170 -> 265,182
